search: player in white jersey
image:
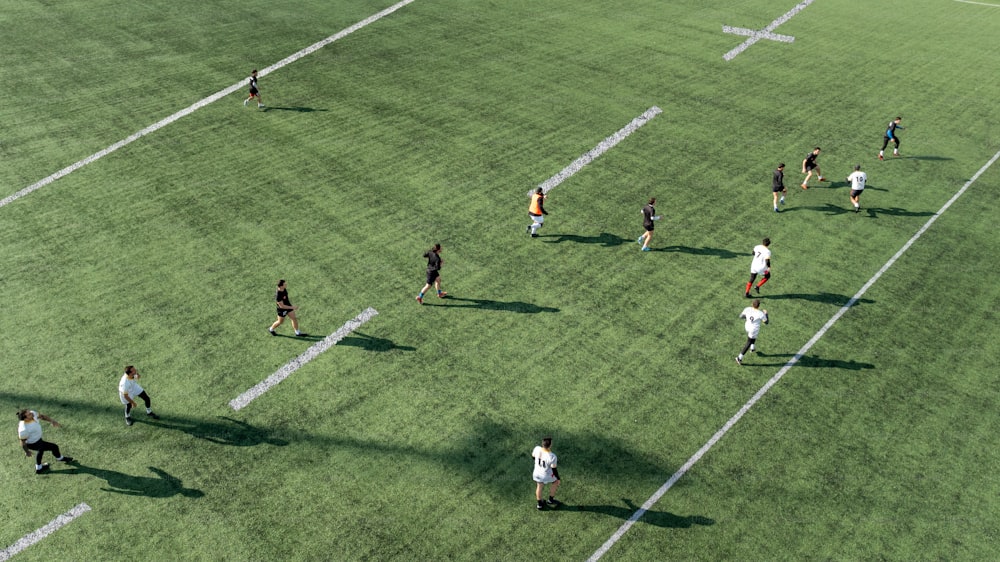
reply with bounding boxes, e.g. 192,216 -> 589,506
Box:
531,437 -> 561,510
744,238 -> 772,298
17,409 -> 74,474
846,164 -> 868,213
736,299 -> 769,365
119,365 -> 160,426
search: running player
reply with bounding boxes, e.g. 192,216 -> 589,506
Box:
878,117 -> 904,160
801,147 -> 825,189
736,299 -> 769,365
244,69 -> 264,109
744,238 -> 771,298
846,164 -> 868,213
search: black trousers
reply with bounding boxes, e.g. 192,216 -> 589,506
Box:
125,391 -> 152,416
26,439 -> 61,464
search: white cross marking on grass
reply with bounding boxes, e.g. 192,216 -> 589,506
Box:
527,107 -> 662,197
0,503 -> 91,561
588,148 -> 1000,561
722,0 -> 816,61
0,0 -> 417,210
229,307 -> 378,411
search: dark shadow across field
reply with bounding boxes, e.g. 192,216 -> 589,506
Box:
750,353 -> 875,371
337,331 -> 415,352
261,106 -> 328,112
654,245 -> 742,259
539,232 -> 627,247
422,296 -> 558,313
48,463 -> 204,498
564,498 -> 715,528
760,292 -> 874,306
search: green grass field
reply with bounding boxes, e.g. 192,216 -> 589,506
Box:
2,0 -> 999,560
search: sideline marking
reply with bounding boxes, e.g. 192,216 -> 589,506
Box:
230,308 -> 378,411
0,503 -> 91,561
528,106 -> 662,196
588,149 -> 1000,561
954,0 -> 1000,6
722,0 -> 816,61
0,0 -> 417,210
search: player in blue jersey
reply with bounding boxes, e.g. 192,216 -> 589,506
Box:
878,117 -> 904,160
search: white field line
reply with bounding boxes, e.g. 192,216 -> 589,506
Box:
722,0 -> 815,61
0,503 -> 91,561
230,308 -> 378,411
528,106 -> 662,196
0,0 -> 417,210
954,0 -> 1000,6
721,26 -> 795,43
588,148 -> 1000,561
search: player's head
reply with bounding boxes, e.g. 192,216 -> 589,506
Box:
813,147 -> 821,153
854,164 -> 861,171
125,365 -> 137,377
648,197 -> 656,205
777,163 -> 785,170
432,243 -> 441,252
894,116 -> 902,122
762,237 -> 771,246
541,437 -> 552,449
251,69 -> 258,76
535,187 -> 543,195
278,279 -> 286,289
17,409 -> 32,421
752,299 -> 761,308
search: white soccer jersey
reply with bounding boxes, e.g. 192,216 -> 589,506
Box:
750,244 -> 771,274
847,171 -> 867,191
531,446 -> 558,483
119,374 -> 144,404
17,411 -> 42,444
741,307 -> 768,338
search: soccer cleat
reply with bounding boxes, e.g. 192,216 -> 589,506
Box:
437,292 -> 448,298
36,464 -> 51,474
416,296 -> 423,305
147,412 -> 160,420
855,206 -> 860,213
243,99 -> 249,107
269,329 -> 277,336
780,197 -> 785,205
258,104 -> 265,109
295,332 -> 309,337
819,176 -> 827,182
893,151 -> 900,157
735,356 -> 742,366
58,456 -> 74,463
878,153 -> 884,161
744,292 -> 751,298
125,417 -> 134,426
753,285 -> 760,295
546,498 -> 562,507
774,207 -> 779,213
530,233 -> 538,238
641,246 -> 651,252
526,226 -> 531,235
801,183 -> 808,190
536,503 -> 544,511
637,236 -> 643,245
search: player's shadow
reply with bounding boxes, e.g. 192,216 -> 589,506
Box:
51,463 -> 204,498
539,232 -> 627,247
656,245 -> 742,259
270,332 -> 324,341
261,106 -> 328,112
762,292 -> 874,306
903,155 -> 952,161
863,207 -> 935,218
565,499 -> 715,528
753,353 -> 875,371
144,415 -> 290,447
423,297 -> 559,313
337,331 -> 415,352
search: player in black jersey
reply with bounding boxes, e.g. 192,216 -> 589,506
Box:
878,117 -> 904,160
269,279 -> 305,336
801,147 -> 825,189
772,163 -> 786,212
244,69 -> 264,109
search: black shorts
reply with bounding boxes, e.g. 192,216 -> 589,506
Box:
277,308 -> 291,317
850,189 -> 864,198
249,87 -> 259,95
805,163 -> 817,172
644,223 -> 654,232
772,185 -> 786,192
426,269 -> 440,284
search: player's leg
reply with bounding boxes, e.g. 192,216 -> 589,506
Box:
434,276 -> 446,298
641,228 -> 653,251
546,480 -> 561,506
816,166 -> 825,181
287,310 -> 303,335
738,337 -> 756,363
536,482 -> 546,509
755,270 -> 770,291
892,136 -> 900,156
269,313 -> 285,333
745,273 -> 757,297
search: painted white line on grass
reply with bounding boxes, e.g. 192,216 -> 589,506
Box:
230,307 -> 378,411
721,26 -> 795,43
528,106 -> 662,196
722,0 -> 815,61
588,149 -> 1000,561
0,0 -> 417,210
954,0 -> 1000,6
0,503 -> 91,561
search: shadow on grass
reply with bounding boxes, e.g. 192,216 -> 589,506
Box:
422,297 -> 558,313
751,353 -> 875,370
261,106 -> 328,112
655,245 -> 742,259
760,292 -> 874,306
337,331 -> 415,352
143,415 -> 290,447
269,332 -> 325,342
902,155 -> 952,161
863,207 -> 935,218
50,463 -> 204,498
539,232 -> 627,247
565,498 -> 714,528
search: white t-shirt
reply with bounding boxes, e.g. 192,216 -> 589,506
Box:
531,446 -> 558,483
847,171 -> 867,191
741,306 -> 768,338
119,374 -> 144,404
750,244 -> 771,274
18,411 -> 43,444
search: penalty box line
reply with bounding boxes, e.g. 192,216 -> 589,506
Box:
527,106 -> 662,197
230,307 -> 378,411
0,0 -> 417,210
588,148 -> 1000,561
0,503 -> 91,562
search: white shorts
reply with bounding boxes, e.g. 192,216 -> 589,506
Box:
750,265 -> 769,276
530,215 -> 544,225
533,474 -> 557,484
746,329 -> 760,339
